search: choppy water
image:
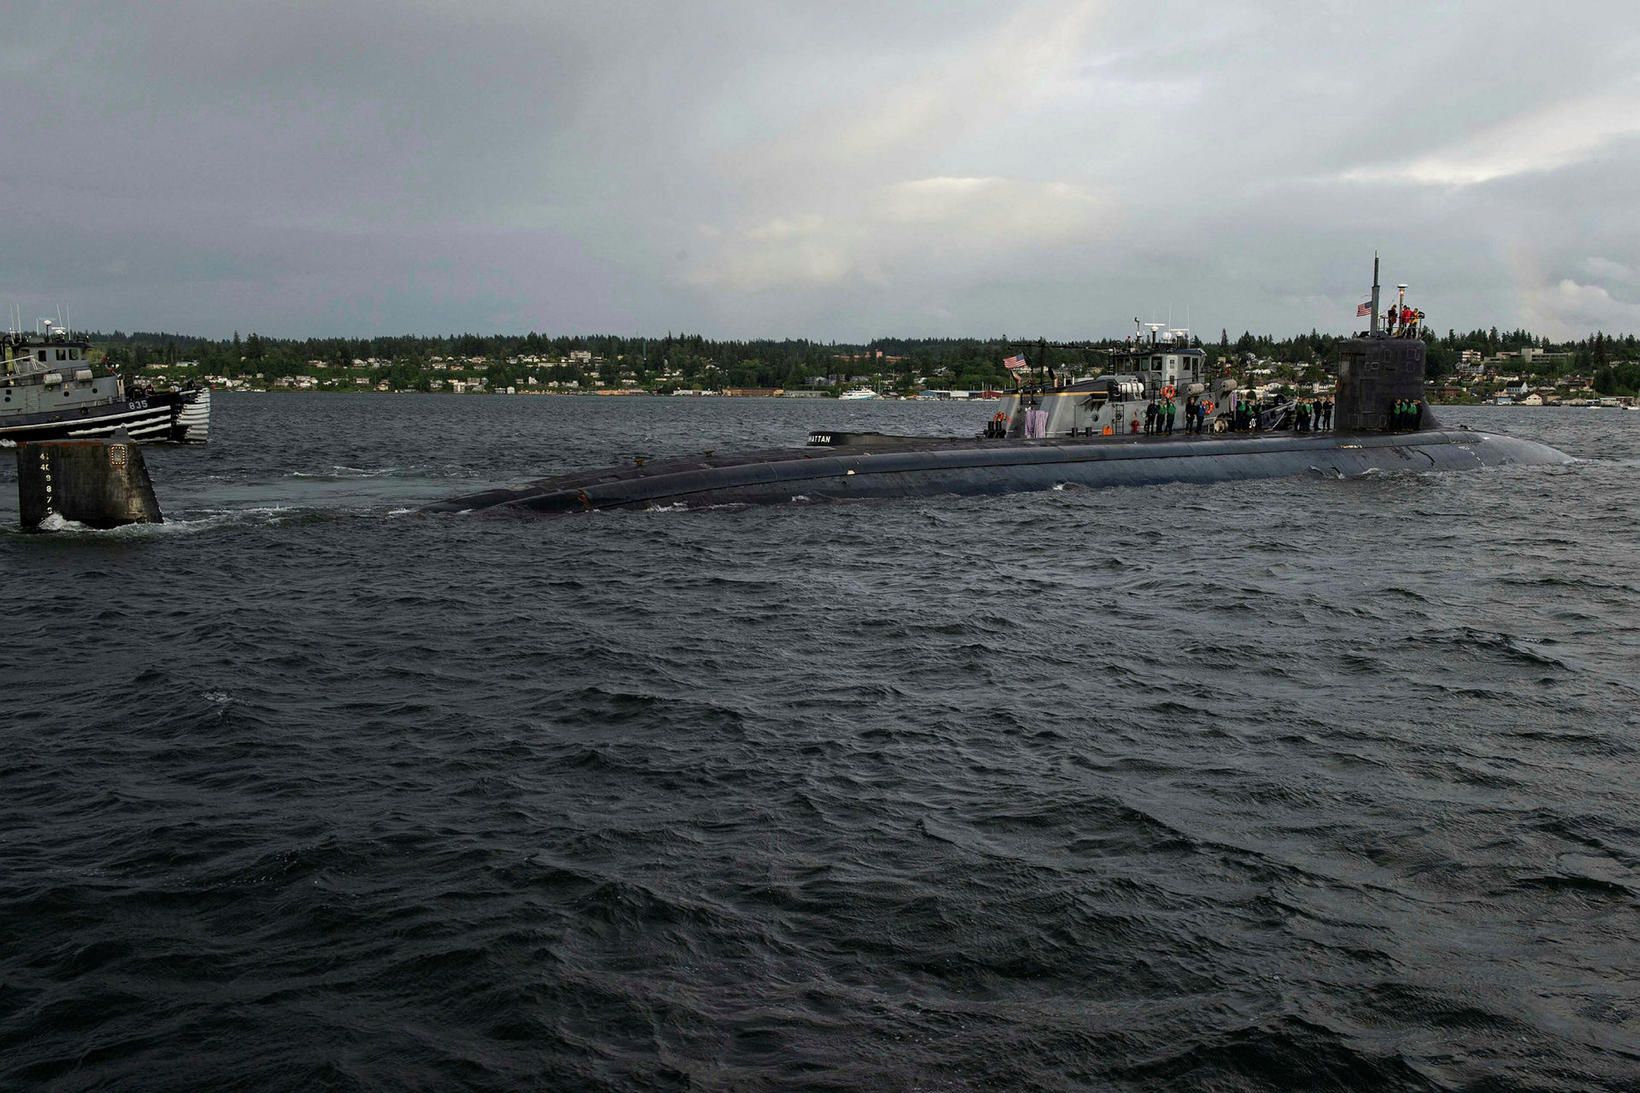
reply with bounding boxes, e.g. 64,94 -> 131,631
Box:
2,394 -> 1637,1091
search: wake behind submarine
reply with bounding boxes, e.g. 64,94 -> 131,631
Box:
424,262 -> 1571,518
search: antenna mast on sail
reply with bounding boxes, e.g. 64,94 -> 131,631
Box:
1369,252 -> 1381,336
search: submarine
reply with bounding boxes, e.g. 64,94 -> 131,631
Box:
423,261 -> 1571,518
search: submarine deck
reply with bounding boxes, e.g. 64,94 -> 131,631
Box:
422,427 -> 1571,517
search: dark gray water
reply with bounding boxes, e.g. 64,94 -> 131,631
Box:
2,394 -> 1637,1091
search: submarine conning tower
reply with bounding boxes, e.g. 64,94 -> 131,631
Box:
1332,254 -> 1436,432
1334,336 -> 1432,432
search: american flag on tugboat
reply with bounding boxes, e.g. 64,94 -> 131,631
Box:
1002,354 -> 1028,371
1356,301 -> 1372,317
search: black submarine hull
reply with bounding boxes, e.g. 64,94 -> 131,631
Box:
422,428 -> 1571,517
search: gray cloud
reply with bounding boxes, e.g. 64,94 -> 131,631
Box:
3,1 -> 1637,339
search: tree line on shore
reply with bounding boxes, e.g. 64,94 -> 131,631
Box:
82,325 -> 1640,395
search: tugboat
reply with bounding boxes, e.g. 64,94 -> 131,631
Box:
0,320 -> 210,445
423,258 -> 1572,517
981,323 -> 1229,440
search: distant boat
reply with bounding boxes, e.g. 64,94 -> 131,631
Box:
838,386 -> 878,400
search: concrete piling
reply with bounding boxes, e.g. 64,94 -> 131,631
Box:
15,430 -> 163,530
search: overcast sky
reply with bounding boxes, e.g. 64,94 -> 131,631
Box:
3,1 -> 1638,340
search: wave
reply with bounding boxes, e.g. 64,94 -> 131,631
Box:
288,464 -> 399,479
1415,626 -> 1577,670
